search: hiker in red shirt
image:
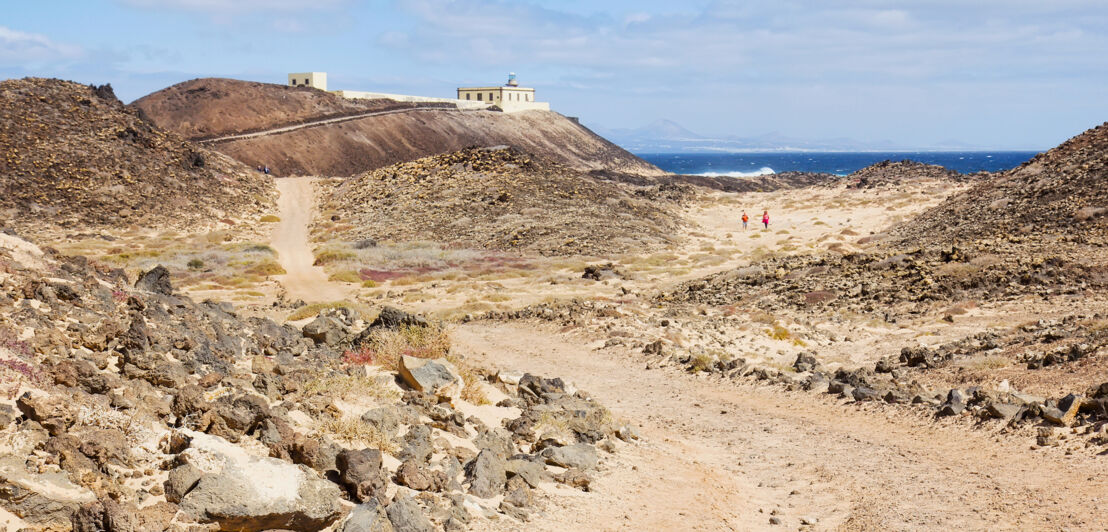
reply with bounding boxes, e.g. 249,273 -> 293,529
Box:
762,210 -> 769,229
741,211 -> 749,230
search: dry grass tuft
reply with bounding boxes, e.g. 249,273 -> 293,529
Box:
459,369 -> 491,405
287,301 -> 374,322
345,325 -> 452,370
316,418 -> 398,453
299,373 -> 400,402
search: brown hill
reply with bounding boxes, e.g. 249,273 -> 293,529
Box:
132,78 -> 664,178
317,146 -> 688,256
893,122 -> 1108,245
845,160 -> 969,189
0,78 -> 274,233
130,77 -> 423,139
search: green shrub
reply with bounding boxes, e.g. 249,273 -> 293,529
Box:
187,258 -> 204,270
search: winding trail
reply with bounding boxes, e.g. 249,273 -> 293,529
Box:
454,322 -> 1108,531
199,107 -> 463,144
271,177 -> 348,304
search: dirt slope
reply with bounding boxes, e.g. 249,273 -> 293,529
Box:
133,78 -> 664,178
318,146 -> 687,256
0,78 -> 273,233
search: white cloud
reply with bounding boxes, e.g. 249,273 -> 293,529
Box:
120,0 -> 345,14
0,26 -> 83,64
385,0 -> 1107,87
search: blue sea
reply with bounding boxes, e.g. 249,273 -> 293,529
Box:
638,151 -> 1041,177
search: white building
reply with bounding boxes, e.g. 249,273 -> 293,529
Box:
287,72 -> 327,91
285,72 -> 550,113
457,73 -> 549,112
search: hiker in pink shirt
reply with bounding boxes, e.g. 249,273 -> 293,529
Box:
762,210 -> 769,229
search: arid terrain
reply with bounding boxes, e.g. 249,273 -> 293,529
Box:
1,75 -> 1106,531
134,78 -> 663,179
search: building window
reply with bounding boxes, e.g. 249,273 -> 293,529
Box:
489,93 -> 493,101
477,93 -> 482,101
304,79 -> 309,85
465,93 -> 470,100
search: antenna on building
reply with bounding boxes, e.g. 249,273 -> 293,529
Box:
507,72 -> 519,87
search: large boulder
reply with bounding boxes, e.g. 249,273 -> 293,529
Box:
465,449 -> 506,498
134,265 -> 172,295
301,315 -> 346,345
371,306 -> 428,330
398,356 -> 460,397
336,448 -> 389,503
176,431 -> 344,531
0,455 -> 97,527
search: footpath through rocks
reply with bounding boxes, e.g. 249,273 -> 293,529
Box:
271,177 -> 349,304
453,321 -> 1108,531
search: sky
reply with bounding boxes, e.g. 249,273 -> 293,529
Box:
2,0 -> 1106,149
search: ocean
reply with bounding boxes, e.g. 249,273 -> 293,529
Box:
638,151 -> 1041,177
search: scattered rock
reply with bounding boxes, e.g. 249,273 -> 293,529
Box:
386,493 -> 436,532
466,449 -> 506,498
398,356 -> 460,397
540,443 -> 598,470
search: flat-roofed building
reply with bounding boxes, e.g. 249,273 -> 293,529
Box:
287,72 -> 327,91
457,73 -> 549,113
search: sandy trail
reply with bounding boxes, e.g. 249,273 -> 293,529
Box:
271,177 -> 349,303
454,322 -> 1108,531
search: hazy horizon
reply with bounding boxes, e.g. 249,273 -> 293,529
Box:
3,1 -> 1106,150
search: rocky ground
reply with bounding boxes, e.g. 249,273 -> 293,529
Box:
0,235 -> 631,531
6,70 -> 1108,530
0,78 -> 274,237
316,146 -> 690,257
842,159 -> 979,189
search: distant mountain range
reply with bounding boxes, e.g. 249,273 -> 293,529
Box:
591,119 -> 998,153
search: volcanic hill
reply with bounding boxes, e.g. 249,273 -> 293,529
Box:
893,122 -> 1108,245
0,78 -> 273,233
317,146 -> 688,256
133,78 -> 664,178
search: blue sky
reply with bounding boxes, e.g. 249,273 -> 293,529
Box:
2,0 -> 1106,149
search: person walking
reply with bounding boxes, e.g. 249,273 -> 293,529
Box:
741,211 -> 749,230
762,210 -> 770,229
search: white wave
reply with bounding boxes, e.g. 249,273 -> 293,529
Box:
695,167 -> 776,177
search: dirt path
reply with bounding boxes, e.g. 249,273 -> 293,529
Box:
453,322 -> 1108,531
199,107 -> 465,144
271,177 -> 349,303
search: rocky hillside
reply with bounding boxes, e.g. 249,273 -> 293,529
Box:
0,78 -> 273,233
132,78 -> 664,178
0,234 -> 630,530
845,160 -> 968,189
318,147 -> 689,256
894,122 -> 1108,244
